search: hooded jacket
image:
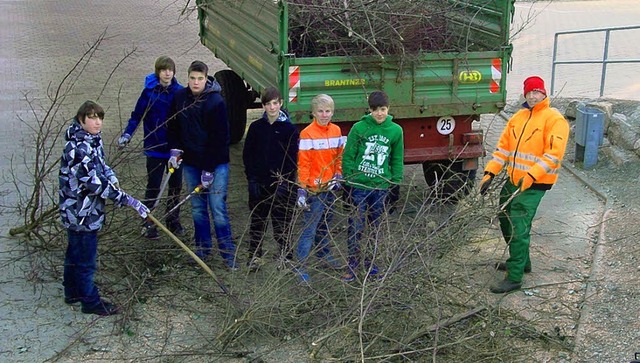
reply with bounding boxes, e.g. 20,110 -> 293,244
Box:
243,110 -> 299,186
342,114 -> 404,190
484,96 -> 569,189
123,73 -> 184,158
167,76 -> 228,172
298,119 -> 345,192
59,119 -> 128,232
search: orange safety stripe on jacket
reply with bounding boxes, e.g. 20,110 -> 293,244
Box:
298,119 -> 345,192
484,96 -> 570,186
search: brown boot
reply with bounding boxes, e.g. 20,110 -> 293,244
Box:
490,279 -> 522,294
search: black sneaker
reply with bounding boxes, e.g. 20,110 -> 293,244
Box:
81,300 -> 119,316
64,297 -> 81,305
167,222 -> 185,237
144,226 -> 160,240
225,258 -> 240,271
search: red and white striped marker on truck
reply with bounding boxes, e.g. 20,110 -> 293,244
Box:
490,58 -> 501,94
289,66 -> 300,102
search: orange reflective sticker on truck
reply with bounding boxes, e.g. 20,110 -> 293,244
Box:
458,71 -> 482,83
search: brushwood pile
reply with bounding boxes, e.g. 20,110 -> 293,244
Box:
287,0 -> 466,57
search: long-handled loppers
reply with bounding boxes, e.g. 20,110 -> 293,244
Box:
142,167 -> 176,235
151,166 -> 175,211
165,184 -> 204,217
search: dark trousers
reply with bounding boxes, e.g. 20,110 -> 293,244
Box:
248,184 -> 294,258
63,230 -> 100,307
144,156 -> 182,224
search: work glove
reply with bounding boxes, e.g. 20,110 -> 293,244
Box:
479,172 -> 495,195
168,149 -> 183,170
117,133 -> 131,148
201,170 -> 214,189
518,173 -> 535,192
275,182 -> 290,198
387,184 -> 400,214
126,195 -> 150,219
296,188 -> 309,210
108,175 -> 120,190
327,173 -> 342,191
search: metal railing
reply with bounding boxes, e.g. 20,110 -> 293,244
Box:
550,25 -> 640,97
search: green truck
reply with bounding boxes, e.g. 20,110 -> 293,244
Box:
196,0 -> 514,197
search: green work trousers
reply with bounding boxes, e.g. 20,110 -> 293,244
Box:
498,181 -> 546,283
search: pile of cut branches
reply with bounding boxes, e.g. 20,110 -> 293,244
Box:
287,0 -> 455,57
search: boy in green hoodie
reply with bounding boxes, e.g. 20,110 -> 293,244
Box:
341,90 -> 404,282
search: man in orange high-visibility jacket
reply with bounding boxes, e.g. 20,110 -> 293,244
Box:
480,76 -> 570,294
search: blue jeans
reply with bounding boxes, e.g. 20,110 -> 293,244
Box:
183,163 -> 236,260
296,192 -> 335,264
347,188 -> 388,258
64,230 -> 100,306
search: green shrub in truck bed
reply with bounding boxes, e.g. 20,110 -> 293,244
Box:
196,0 -> 514,199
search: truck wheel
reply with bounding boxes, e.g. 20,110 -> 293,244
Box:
422,161 -> 476,203
215,70 -> 248,144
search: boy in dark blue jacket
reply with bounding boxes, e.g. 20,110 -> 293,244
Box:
242,87 -> 299,271
167,60 -> 238,270
118,56 -> 185,238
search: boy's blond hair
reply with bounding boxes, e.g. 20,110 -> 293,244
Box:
311,94 -> 334,112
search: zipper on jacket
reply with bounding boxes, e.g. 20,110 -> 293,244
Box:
511,109 -> 533,182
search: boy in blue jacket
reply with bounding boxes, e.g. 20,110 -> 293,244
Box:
242,87 -> 299,271
167,60 -> 238,270
118,56 -> 185,239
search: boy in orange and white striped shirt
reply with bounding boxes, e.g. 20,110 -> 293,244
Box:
293,94 -> 346,282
